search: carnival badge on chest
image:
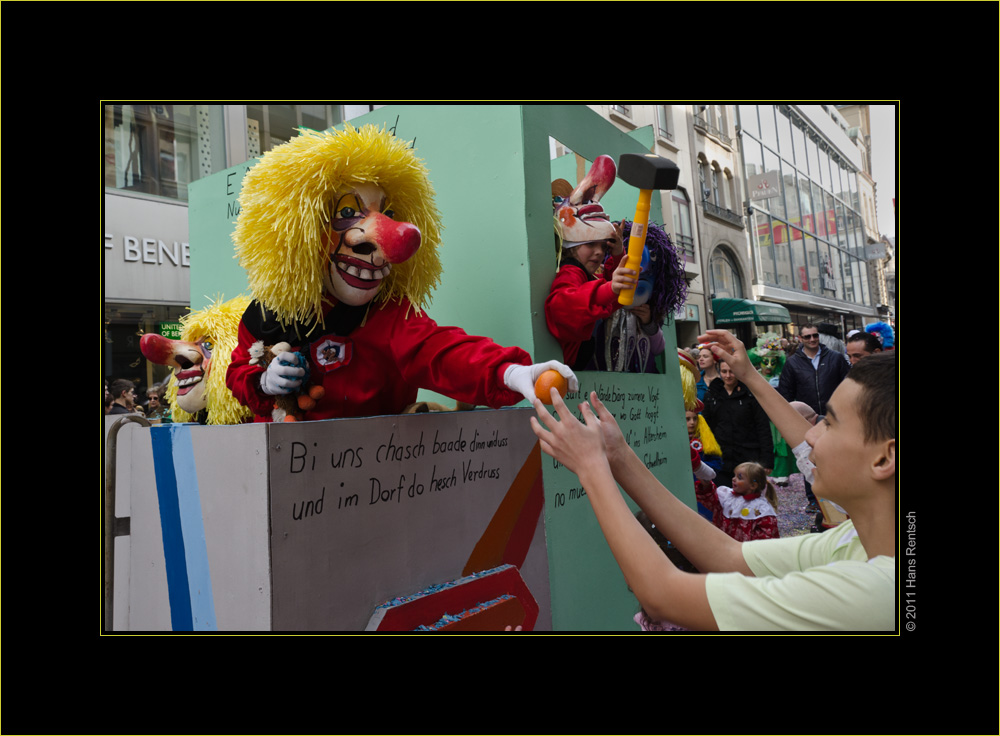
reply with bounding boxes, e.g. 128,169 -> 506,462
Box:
312,335 -> 353,372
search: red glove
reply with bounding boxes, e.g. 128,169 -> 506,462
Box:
690,442 -> 702,471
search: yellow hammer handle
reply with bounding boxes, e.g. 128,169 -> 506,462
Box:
618,188 -> 652,306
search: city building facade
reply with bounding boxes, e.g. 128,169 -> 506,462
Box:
737,103 -> 884,340
595,103 -> 891,350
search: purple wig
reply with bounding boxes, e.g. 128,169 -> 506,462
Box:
620,220 -> 688,321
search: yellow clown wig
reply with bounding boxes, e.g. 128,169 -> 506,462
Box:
233,123 -> 444,329
167,295 -> 255,426
678,349 -> 722,457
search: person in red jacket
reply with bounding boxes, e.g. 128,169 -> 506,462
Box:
545,155 -> 638,370
226,124 -> 576,422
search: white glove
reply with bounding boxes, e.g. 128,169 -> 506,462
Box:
694,461 -> 716,481
259,351 -> 306,395
504,361 -> 579,403
791,440 -> 815,485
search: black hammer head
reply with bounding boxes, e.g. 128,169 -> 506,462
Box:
618,153 -> 680,191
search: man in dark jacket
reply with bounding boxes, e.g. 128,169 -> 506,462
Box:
702,363 -> 774,489
777,324 -> 850,416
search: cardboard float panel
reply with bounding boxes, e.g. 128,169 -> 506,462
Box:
266,408 -> 550,631
114,409 -> 552,632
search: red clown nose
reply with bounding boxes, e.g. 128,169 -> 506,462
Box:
140,333 -> 175,364
372,214 -> 421,264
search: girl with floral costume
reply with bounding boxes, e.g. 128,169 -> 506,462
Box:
695,461 -> 779,543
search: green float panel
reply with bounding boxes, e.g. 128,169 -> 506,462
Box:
187,105 -> 691,631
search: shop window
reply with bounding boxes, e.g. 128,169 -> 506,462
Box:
246,104 -> 345,157
104,104 -> 226,202
738,104 -> 759,138
752,210 -> 776,285
655,105 -> 673,141
709,246 -> 743,300
671,188 -> 694,259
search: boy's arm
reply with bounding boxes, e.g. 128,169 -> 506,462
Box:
530,391 -> 752,630
700,330 -> 812,449
577,460 -> 720,631
604,423 -> 751,576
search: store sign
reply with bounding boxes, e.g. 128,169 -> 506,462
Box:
158,322 -> 183,339
106,233 -> 190,267
675,303 -> 700,322
104,191 -> 190,304
748,171 -> 780,201
865,241 -> 887,260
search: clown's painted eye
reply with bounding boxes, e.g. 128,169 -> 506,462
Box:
334,193 -> 363,221
383,209 -> 394,219
553,196 -> 565,206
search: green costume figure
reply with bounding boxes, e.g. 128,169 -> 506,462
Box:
749,333 -> 796,483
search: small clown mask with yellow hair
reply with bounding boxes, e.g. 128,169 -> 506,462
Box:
140,295 -> 254,425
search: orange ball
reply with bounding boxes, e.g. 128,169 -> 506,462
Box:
534,369 -> 569,405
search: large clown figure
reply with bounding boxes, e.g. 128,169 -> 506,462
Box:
226,124 -> 575,422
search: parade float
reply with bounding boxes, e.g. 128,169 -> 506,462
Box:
104,105 -> 693,632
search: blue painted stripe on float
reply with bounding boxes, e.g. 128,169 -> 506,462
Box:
150,424 -> 217,631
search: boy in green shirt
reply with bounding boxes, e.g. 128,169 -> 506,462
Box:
531,330 -> 896,631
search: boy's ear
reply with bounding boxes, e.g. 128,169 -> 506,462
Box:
870,438 -> 895,482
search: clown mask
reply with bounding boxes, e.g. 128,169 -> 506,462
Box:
552,154 -> 619,250
322,182 -> 421,307
140,332 -> 213,414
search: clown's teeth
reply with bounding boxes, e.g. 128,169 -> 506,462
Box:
337,260 -> 391,281
177,375 -> 202,387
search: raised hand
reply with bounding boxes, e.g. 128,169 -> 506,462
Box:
587,392 -> 631,471
697,329 -> 754,382
610,261 -> 639,296
530,390 -> 609,480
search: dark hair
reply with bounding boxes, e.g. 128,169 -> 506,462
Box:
817,322 -> 841,338
847,331 -> 881,354
109,379 -> 134,399
847,351 -> 896,443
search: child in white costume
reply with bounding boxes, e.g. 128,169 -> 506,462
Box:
696,462 -> 779,543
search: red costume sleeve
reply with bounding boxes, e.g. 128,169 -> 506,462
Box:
226,320 -> 275,419
544,254 -> 624,366
695,480 -> 723,529
225,298 -> 532,422
383,303 -> 530,410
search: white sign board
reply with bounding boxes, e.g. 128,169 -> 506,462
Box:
749,170 -> 781,201
267,408 -> 551,631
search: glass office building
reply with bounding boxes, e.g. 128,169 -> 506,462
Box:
737,104 -> 874,329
